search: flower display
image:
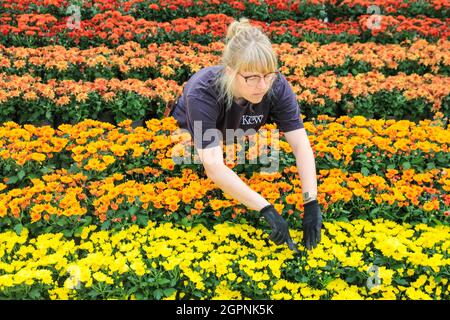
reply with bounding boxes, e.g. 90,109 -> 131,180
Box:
0,0 -> 449,300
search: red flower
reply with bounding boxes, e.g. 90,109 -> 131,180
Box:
230,1 -> 245,11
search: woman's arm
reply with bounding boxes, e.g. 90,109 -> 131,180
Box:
283,128 -> 318,203
284,128 -> 322,249
196,145 -> 271,211
197,142 -> 300,251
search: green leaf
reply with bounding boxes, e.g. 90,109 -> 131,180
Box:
128,206 -> 138,215
153,288 -> 163,300
63,229 -> 73,237
157,278 -> 171,286
137,214 -> 148,226
361,167 -> 370,176
394,278 -> 409,286
83,216 -> 93,225
163,288 -> 176,297
74,227 -> 84,237
436,153 -> 447,163
345,274 -> 358,283
402,162 -> 411,170
6,175 -> 18,185
29,288 -> 41,299
371,207 -> 382,214
14,224 -> 23,236
101,220 -> 111,230
135,293 -> 144,300
426,162 -> 436,170
17,170 -> 25,180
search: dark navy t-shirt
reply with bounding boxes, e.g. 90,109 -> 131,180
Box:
172,65 -> 304,149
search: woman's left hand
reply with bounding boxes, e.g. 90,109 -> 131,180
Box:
302,200 -> 323,250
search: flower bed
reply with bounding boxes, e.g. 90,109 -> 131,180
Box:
1,40 -> 448,82
1,71 -> 448,124
1,0 -> 449,301
2,0 -> 448,21
0,116 -> 448,236
1,12 -> 448,48
0,219 -> 449,299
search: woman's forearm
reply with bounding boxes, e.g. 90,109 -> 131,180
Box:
294,146 -> 318,203
205,164 -> 270,211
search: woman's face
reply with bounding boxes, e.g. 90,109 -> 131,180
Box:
226,66 -> 276,104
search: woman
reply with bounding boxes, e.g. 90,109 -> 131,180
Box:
166,18 -> 322,251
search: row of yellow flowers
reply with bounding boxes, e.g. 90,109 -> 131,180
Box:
1,164 -> 448,234
0,39 -> 448,78
0,218 -> 449,299
1,115 -> 448,177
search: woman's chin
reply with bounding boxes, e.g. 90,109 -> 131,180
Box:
248,95 -> 264,103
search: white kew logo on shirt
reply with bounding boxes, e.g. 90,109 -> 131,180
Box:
241,114 -> 264,125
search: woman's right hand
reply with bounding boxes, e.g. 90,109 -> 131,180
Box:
260,204 -> 299,252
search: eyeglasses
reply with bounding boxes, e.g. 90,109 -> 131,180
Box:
238,71 -> 279,87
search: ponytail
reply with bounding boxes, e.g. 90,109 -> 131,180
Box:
214,17 -> 278,112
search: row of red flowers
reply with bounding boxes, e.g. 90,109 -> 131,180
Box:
1,0 -> 448,21
1,12 -> 448,49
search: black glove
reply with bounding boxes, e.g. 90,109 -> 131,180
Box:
302,200 -> 323,250
260,204 -> 298,252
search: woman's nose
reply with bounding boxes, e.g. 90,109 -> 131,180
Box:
256,77 -> 267,89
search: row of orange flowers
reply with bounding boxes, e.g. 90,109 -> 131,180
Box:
0,12 -> 448,48
0,72 -> 179,105
0,116 -> 448,188
286,71 -> 450,113
1,39 -> 448,80
0,117 -> 450,213
1,69 -> 448,118
0,164 -> 449,233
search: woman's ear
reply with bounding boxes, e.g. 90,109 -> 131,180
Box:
225,66 -> 233,77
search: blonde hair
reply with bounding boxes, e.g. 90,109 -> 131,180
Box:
213,17 -> 279,112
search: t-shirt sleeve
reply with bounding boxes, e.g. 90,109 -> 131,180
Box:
185,93 -> 222,149
269,74 -> 304,132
